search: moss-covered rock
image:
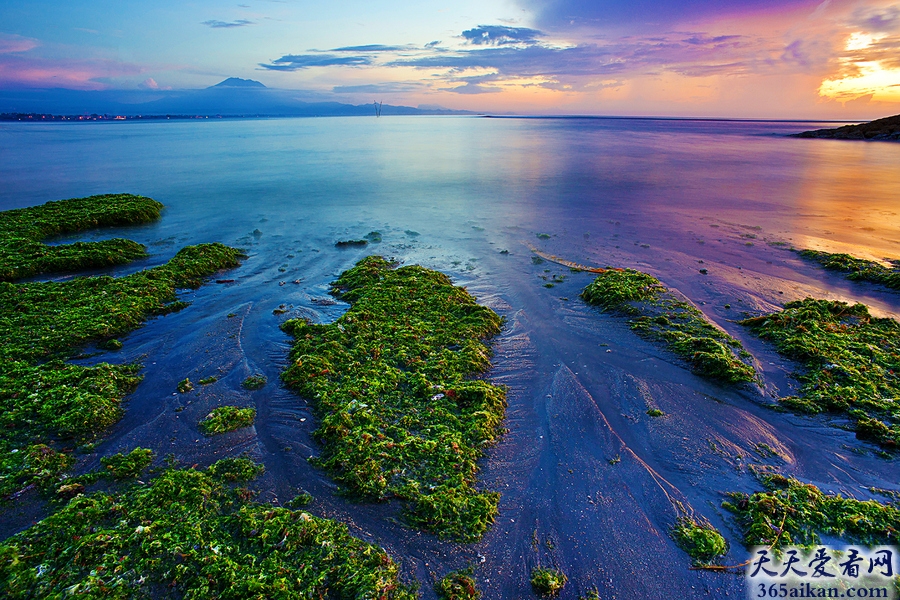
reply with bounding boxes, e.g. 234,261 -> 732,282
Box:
582,269 -> 756,383
281,256 -> 506,541
100,447 -> 155,479
799,249 -> 900,290
0,194 -> 162,281
199,406 -> 256,435
0,461 -> 415,598
724,473 -> 900,550
671,516 -> 728,565
530,567 -> 567,596
0,196 -> 243,500
436,568 -> 480,600
741,299 -> 900,448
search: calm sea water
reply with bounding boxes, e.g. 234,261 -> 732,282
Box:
2,116 -> 900,598
2,116 -> 899,261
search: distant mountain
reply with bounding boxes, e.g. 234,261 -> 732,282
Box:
794,114 -> 900,141
210,78 -> 266,89
0,81 -> 475,117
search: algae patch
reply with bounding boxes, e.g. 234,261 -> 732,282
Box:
799,249 -> 900,290
0,460 -> 415,599
0,196 -> 244,500
530,567 -> 567,596
281,256 -> 506,542
0,194 -> 162,281
436,568 -> 480,600
671,516 -> 728,565
741,299 -> 900,448
241,374 -> 267,390
199,406 -> 256,435
100,447 -> 155,479
581,269 -> 756,384
724,473 -> 900,550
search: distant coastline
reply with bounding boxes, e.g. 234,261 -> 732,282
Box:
793,113 -> 900,141
0,113 -> 244,122
0,79 -> 475,119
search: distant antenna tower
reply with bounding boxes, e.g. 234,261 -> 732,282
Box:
374,100 -> 383,117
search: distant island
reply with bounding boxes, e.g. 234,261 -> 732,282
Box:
794,113 -> 900,141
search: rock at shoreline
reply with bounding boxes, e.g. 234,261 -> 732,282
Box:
794,113 -> 900,141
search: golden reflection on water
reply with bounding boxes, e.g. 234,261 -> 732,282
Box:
790,139 -> 900,261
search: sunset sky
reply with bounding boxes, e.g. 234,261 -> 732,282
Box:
1,0 -> 899,118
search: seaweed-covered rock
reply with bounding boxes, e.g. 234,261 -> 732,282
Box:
0,463 -> 415,598
724,473 -> 900,549
582,269 -> 756,383
742,299 -> 900,448
281,256 -> 506,541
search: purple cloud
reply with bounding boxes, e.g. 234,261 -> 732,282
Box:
260,54 -> 372,70
516,0 -> 821,30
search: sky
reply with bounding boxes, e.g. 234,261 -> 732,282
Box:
1,0 -> 899,118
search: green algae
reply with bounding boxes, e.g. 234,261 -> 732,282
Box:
740,299 -> 900,448
0,362 -> 142,499
97,338 -> 123,351
198,376 -> 218,385
436,568 -> 480,600
241,374 -> 267,390
101,448 -> 155,479
530,567 -> 567,596
206,457 -> 265,482
724,473 -> 900,550
176,378 -> 194,393
799,249 -> 900,290
286,492 -> 313,508
0,242 -> 245,363
0,460 -> 416,599
581,269 -> 756,384
0,197 -> 244,501
199,406 -> 256,435
671,516 -> 728,565
581,269 -> 658,310
0,194 -> 163,281
281,256 -> 506,542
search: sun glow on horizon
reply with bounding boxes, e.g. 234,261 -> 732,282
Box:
818,31 -> 900,105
